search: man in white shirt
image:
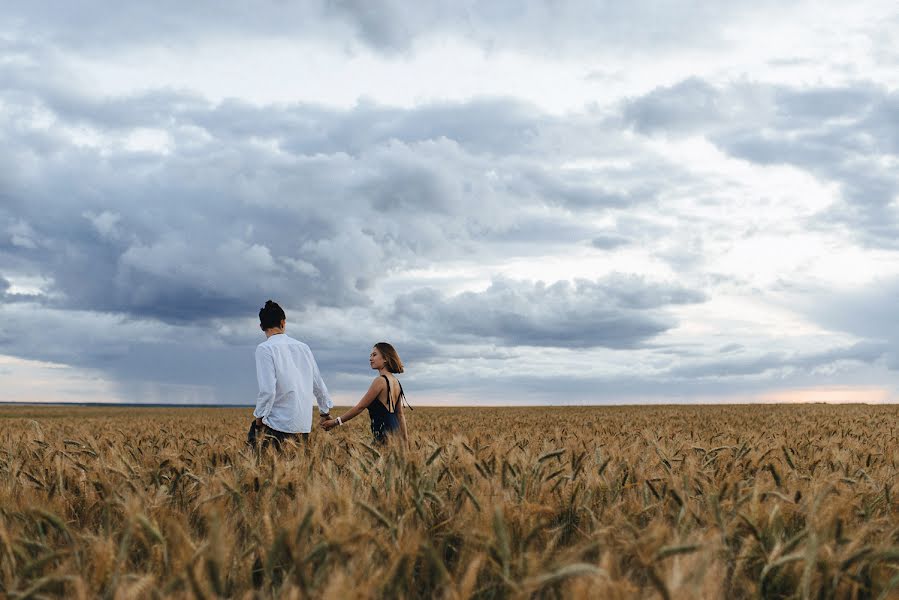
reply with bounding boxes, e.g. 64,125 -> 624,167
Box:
254,300 -> 333,449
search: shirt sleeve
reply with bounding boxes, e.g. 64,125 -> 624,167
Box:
254,345 -> 276,421
310,350 -> 334,415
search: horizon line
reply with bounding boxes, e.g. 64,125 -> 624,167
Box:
0,401 -> 896,408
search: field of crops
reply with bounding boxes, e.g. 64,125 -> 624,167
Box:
0,404 -> 897,599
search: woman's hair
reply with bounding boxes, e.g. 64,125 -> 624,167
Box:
374,342 -> 404,374
259,300 -> 286,330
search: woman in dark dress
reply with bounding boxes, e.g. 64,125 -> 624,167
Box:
320,343 -> 409,447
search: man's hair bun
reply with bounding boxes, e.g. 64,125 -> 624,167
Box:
259,300 -> 286,329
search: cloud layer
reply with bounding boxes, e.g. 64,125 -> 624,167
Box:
2,2 -> 899,404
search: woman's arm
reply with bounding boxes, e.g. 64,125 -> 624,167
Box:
321,377 -> 385,431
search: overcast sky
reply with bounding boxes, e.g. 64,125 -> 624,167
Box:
3,2 -> 899,406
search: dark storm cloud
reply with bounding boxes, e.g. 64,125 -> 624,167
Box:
4,2 -> 895,404
0,302 -> 258,403
1,53 -> 675,327
624,78 -> 899,248
146,96 -> 616,165
0,44 -> 696,402
24,92 -> 554,158
392,275 -> 705,349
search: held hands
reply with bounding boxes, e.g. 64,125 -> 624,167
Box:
319,412 -> 338,431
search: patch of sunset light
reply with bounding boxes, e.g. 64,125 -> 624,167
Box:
756,386 -> 897,404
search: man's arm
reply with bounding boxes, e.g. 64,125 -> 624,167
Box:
311,351 -> 334,418
254,346 -> 276,425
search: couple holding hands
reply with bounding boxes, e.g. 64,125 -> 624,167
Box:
251,300 -> 410,451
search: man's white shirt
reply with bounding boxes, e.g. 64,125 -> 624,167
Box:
254,334 -> 333,433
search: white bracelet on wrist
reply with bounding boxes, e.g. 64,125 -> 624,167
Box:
336,416 -> 343,426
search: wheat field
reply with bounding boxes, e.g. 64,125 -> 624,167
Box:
0,404 -> 897,599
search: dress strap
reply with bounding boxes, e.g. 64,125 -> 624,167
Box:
397,379 -> 413,411
381,374 -> 396,413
